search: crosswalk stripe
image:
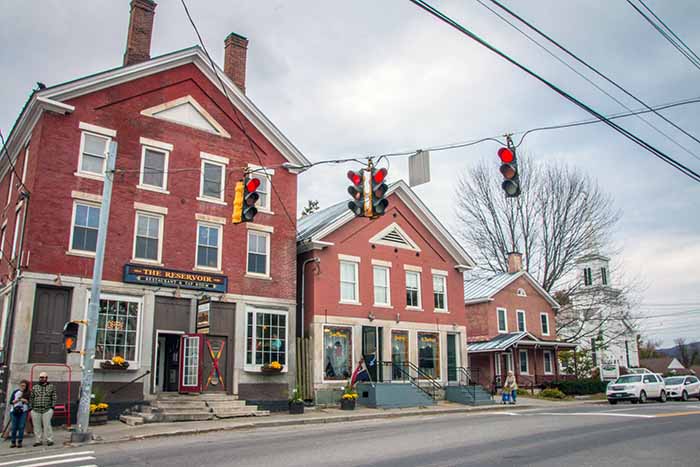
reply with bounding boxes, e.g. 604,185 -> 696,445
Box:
19,456 -> 96,467
0,451 -> 95,467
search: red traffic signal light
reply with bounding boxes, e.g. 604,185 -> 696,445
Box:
498,143 -> 520,198
498,147 -> 514,164
347,170 -> 364,216
371,167 -> 389,217
246,177 -> 261,194
242,175 -> 260,222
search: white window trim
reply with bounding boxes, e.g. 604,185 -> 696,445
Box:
497,307 -> 508,333
21,145 -> 29,182
133,202 -> 168,216
406,270 -> 422,310
198,158 -> 227,204
79,121 -> 117,137
195,222 -> 223,272
516,309 -> 527,332
321,325 -> 353,383
519,350 -> 530,375
76,129 -> 112,180
248,164 -> 274,214
432,274 -> 448,312
72,191 -> 102,203
371,259 -> 392,267
195,213 -> 226,225
246,223 -> 274,233
244,306 -> 289,372
140,95 -> 231,138
6,173 -> 13,206
68,200 -> 100,257
540,312 -> 550,336
132,211 -> 165,266
339,260 -> 360,305
338,254 -> 361,262
543,350 -> 554,375
11,211 -> 21,260
82,292 -> 143,369
246,230 -> 271,279
517,288 -> 527,297
137,143 -> 170,193
373,265 -> 392,308
0,227 -> 6,262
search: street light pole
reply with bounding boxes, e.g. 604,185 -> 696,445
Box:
71,141 -> 117,443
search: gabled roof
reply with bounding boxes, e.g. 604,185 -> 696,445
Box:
463,271 -> 560,309
1,46 -> 310,175
467,331 -> 576,352
296,180 -> 475,269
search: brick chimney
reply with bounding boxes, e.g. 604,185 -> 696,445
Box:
507,252 -> 523,274
123,0 -> 157,66
224,32 -> 249,93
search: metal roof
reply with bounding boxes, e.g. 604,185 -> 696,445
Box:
468,331 -> 576,352
296,200 -> 348,241
463,272 -> 520,302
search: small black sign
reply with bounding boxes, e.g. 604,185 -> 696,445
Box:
123,264 -> 227,293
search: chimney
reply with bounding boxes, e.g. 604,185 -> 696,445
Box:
224,32 -> 249,93
123,0 -> 157,66
507,252 -> 523,274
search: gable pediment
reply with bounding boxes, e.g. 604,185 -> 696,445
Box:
369,222 -> 421,251
140,95 -> 231,138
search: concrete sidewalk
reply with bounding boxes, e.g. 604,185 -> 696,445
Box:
0,397 -> 600,453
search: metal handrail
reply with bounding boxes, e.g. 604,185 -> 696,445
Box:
379,361 -> 442,399
110,370 -> 151,395
405,361 -> 443,392
379,362 -> 436,400
454,367 -> 482,402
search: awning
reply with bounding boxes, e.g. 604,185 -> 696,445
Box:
468,331 -> 577,353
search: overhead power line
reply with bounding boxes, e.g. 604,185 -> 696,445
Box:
407,0 -> 700,183
626,0 -> 700,71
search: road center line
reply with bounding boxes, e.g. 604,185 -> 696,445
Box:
654,410 -> 700,418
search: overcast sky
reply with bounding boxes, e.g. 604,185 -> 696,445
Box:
2,1 -> 699,348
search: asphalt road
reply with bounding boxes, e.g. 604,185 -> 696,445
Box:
3,401 -> 700,467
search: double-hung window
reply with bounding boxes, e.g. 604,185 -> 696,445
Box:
517,310 -> 526,332
406,271 -> 421,308
433,274 -> 447,311
199,153 -> 228,203
79,132 -> 110,176
133,212 -> 163,263
519,350 -> 529,374
540,313 -> 550,336
246,306 -> 287,369
601,267 -> 608,286
139,145 -> 169,191
543,351 -> 553,374
497,308 -> 508,333
93,294 -> 141,366
247,230 -> 270,277
373,266 -> 390,306
340,259 -> 359,303
583,267 -> 592,286
196,222 -> 222,270
11,210 -> 22,260
71,202 -> 100,253
253,174 -> 271,212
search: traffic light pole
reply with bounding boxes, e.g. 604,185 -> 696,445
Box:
71,141 -> 117,443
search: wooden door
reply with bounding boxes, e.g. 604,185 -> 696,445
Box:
29,286 -> 72,363
202,335 -> 227,392
179,334 -> 202,393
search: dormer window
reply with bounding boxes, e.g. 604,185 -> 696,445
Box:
517,288 -> 527,297
601,267 -> 608,286
583,267 -> 592,286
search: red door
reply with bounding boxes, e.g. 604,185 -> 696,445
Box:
179,334 -> 202,393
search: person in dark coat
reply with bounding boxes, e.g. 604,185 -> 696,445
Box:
9,380 -> 30,448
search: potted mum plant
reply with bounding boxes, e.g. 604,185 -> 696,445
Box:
340,381 -> 358,410
89,389 -> 109,425
289,386 -> 304,415
261,361 -> 284,375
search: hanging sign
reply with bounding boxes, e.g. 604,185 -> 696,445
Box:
123,264 -> 227,293
197,298 -> 211,333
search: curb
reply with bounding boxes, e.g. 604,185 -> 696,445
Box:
72,403 -> 533,446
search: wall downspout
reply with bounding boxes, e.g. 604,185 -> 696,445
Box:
299,257 -> 319,339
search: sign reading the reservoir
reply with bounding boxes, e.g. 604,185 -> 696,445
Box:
123,264 -> 227,293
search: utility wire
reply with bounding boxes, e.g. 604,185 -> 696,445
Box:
638,0 -> 700,65
407,0 -> 700,183
485,0 -> 700,156
476,0 -> 700,162
626,0 -> 700,71
0,128 -> 32,195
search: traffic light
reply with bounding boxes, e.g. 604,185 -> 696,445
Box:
231,176 -> 260,224
63,321 -> 80,353
347,170 -> 364,217
498,144 -> 520,197
371,167 -> 388,217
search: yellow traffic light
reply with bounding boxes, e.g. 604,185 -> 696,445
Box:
232,181 -> 244,224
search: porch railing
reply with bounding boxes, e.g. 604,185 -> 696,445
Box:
378,361 -> 442,400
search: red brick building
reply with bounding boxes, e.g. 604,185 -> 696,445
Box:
465,253 -> 576,392
297,181 -> 475,403
0,0 -> 309,411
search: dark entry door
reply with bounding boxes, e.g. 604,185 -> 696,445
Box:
202,335 -> 227,393
447,334 -> 458,383
29,286 -> 72,363
362,326 -> 383,382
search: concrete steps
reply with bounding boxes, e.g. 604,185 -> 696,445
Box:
357,382 -> 437,409
445,385 -> 495,406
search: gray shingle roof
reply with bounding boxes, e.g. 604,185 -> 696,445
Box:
297,200 -> 348,241
463,272 -> 520,301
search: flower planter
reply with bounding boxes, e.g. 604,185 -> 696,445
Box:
289,401 -> 305,415
90,410 -> 108,426
340,398 -> 356,411
260,366 -> 283,375
100,362 -> 129,371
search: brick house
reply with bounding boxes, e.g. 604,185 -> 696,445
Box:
465,253 -> 576,392
297,181 -> 475,405
0,0 -> 309,413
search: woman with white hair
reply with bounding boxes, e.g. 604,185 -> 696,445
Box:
503,370 -> 518,405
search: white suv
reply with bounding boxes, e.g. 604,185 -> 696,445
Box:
664,375 -> 700,401
607,373 -> 667,404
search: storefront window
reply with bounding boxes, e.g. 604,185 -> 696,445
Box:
391,330 -> 409,380
95,296 -> 140,363
246,307 -> 287,367
324,326 -> 352,381
417,332 -> 440,379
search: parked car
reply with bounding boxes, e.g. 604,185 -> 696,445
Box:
607,373 -> 667,404
627,368 -> 654,375
663,375 -> 700,401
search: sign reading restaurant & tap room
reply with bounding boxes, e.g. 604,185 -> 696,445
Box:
123,264 -> 228,293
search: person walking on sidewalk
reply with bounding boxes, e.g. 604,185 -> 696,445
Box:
29,372 -> 56,447
504,370 -> 518,405
9,380 -> 30,448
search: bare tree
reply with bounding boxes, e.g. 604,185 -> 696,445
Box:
456,155 -> 639,345
675,338 -> 699,368
637,335 -> 664,359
